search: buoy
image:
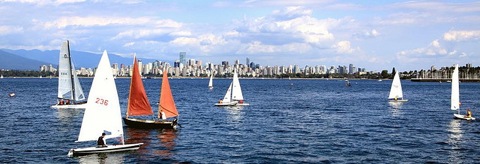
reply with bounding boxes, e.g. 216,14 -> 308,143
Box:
8,92 -> 15,97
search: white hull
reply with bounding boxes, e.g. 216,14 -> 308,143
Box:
388,99 -> 408,102
235,102 -> 249,106
453,114 -> 476,121
51,103 -> 87,109
215,101 -> 238,106
68,143 -> 143,157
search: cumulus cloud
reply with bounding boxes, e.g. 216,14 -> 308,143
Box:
235,6 -> 343,46
332,41 -> 356,54
398,39 -> 449,57
443,30 -> 480,42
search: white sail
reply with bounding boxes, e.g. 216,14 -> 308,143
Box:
71,61 -> 86,101
388,71 -> 404,99
77,50 -> 123,142
58,41 -> 73,99
222,82 -> 233,103
57,40 -> 85,102
208,73 -> 213,88
451,64 -> 460,111
231,70 -> 244,101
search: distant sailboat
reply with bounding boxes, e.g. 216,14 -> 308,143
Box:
451,64 -> 475,120
51,40 -> 87,109
215,69 -> 249,106
68,50 -> 143,157
388,71 -> 407,102
208,72 -> 213,89
123,57 -> 180,129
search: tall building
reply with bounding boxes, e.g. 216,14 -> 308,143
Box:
179,52 -> 186,65
246,58 -> 250,68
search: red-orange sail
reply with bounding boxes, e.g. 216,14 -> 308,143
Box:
126,56 -> 153,117
158,70 -> 179,119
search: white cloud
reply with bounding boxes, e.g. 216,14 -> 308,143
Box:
42,16 -> 155,29
443,30 -> 480,42
332,40 -> 355,54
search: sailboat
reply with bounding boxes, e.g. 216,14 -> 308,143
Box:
451,64 -> 475,120
123,58 -> 180,129
208,72 -> 214,89
68,51 -> 143,157
51,40 -> 87,109
215,69 -> 249,106
388,71 -> 408,102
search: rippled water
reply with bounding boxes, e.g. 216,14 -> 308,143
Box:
0,78 -> 479,163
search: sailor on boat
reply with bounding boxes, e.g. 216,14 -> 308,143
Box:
97,133 -> 107,148
465,109 -> 473,119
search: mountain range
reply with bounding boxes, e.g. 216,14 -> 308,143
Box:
0,49 -> 159,70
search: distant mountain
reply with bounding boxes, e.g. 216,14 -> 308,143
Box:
0,50 -> 50,70
1,49 -> 159,69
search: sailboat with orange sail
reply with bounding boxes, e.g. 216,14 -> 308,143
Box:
122,55 -> 180,129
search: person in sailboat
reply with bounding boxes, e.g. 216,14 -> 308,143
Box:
97,133 -> 107,148
465,108 -> 473,118
58,98 -> 64,105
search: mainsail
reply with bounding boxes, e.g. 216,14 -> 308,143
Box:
388,71 -> 404,100
57,40 -> 85,102
451,64 -> 460,111
126,55 -> 153,117
77,50 -> 123,142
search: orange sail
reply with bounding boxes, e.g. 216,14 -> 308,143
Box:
158,70 -> 179,119
126,56 -> 153,117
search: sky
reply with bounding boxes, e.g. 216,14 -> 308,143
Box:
0,0 -> 479,72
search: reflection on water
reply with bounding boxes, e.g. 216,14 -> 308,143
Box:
124,128 -> 151,155
388,102 -> 404,117
155,129 -> 178,158
224,106 -> 244,123
77,152 -> 124,164
447,119 -> 463,163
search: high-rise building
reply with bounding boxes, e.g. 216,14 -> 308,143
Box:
179,52 -> 186,65
246,58 -> 250,68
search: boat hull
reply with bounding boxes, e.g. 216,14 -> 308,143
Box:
388,99 -> 408,102
123,118 -> 178,129
214,101 -> 237,106
453,114 -> 476,120
51,103 -> 87,109
68,143 -> 143,157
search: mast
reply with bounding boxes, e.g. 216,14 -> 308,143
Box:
66,40 -> 76,102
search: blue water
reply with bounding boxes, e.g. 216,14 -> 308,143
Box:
0,78 -> 479,163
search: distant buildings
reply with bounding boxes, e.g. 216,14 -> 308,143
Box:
40,52 -> 374,78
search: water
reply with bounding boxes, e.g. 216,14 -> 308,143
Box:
0,78 -> 479,163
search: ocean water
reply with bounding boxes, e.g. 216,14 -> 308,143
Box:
0,78 -> 479,163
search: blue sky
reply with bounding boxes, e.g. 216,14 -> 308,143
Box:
0,0 -> 479,71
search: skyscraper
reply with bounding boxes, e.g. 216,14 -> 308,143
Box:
179,52 -> 186,65
246,58 -> 250,68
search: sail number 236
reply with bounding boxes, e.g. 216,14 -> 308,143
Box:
95,98 -> 109,106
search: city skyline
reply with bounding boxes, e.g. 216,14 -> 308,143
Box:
40,52 -> 369,78
1,1 -> 479,71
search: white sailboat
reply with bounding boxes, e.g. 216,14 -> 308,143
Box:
215,69 -> 249,106
451,64 -> 475,120
388,71 -> 408,102
68,50 -> 143,157
51,40 -> 87,109
208,72 -> 214,89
